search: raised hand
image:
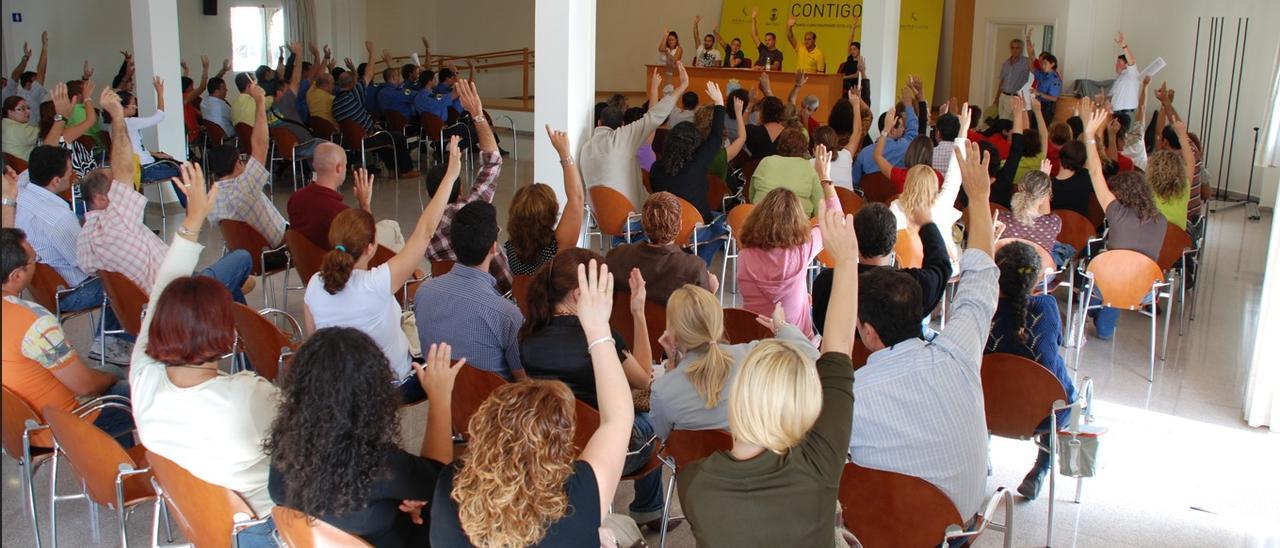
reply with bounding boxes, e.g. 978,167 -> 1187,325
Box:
794,68 -> 808,87
82,60 -> 93,80
694,15 -> 702,24
41,31 -> 48,46
99,88 -> 123,119
455,79 -> 483,116
289,41 -> 303,55
246,81 -> 266,102
706,81 -> 725,106
153,76 -> 164,94
1039,158 -> 1052,175
751,7 -> 759,18
172,163 -> 216,224
24,43 -> 32,58
907,201 -> 933,228
444,135 -> 463,182
882,108 -> 899,136
754,302 -> 791,335
50,83 -> 73,117
576,259 -> 615,339
957,140 -> 992,201
413,343 -> 465,403
353,167 -> 374,209
817,201 -> 859,266
1012,94 -> 1025,112
201,55 -> 210,70
628,268 -> 647,315
3,165 -> 19,202
1114,32 -> 1126,46
1086,107 -> 1109,136
787,14 -> 798,26
323,44 -> 332,58
732,96 -> 745,119
546,125 -> 571,159
674,61 -> 689,92
813,143 -> 833,181
222,59 -> 232,73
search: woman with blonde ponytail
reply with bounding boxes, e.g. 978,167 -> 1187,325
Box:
303,139 -> 462,404
650,285 -> 816,440
1004,159 -> 1074,268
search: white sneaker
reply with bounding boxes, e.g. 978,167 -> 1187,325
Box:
89,337 -> 133,367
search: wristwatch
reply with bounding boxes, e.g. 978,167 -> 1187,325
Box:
53,114 -> 66,123
2,197 -> 17,207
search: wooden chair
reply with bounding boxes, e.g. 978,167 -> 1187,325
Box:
723,307 -> 771,344
269,126 -> 309,191
450,364 -> 507,439
2,387 -> 54,547
839,462 -> 1013,548
571,399 -> 663,481
431,260 -> 455,277
285,229 -> 327,284
851,335 -> 872,369
99,270 -> 149,337
834,186 -> 865,216
673,196 -> 707,255
1075,250 -> 1171,381
220,220 -> 293,309
859,171 -> 897,204
720,203 -> 756,296
656,429 -> 733,545
1085,195 -> 1106,229
367,244 -> 429,307
272,506 -> 371,547
29,264 -> 99,326
641,169 -> 653,193
510,274 -> 533,318
611,290 -> 666,360
202,121 -> 236,169
1157,223 -> 1196,335
706,173 -> 731,212
588,186 -> 642,245
232,303 -> 302,383
4,151 -> 28,172
893,228 -> 924,268
307,116 -> 339,142
147,451 -> 267,548
339,120 -> 393,172
1053,209 -> 1096,259
419,112 -> 462,166
234,123 -> 254,155
43,404 -> 154,548
982,353 -> 1093,547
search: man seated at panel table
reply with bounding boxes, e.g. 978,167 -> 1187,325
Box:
749,7 -> 784,70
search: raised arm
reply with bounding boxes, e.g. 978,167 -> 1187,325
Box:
657,28 -> 671,55
873,108 -> 896,175
415,343 -> 463,464
787,69 -> 807,105
362,41 -> 375,85
35,32 -> 49,85
10,42 -> 31,82
646,67 -> 661,111
726,96 -> 748,160
184,56 -> 209,104
816,197 -> 859,355
455,79 -> 497,153
956,141 -> 994,258
2,166 -> 17,228
1025,28 -> 1036,64
286,42 -> 303,94
1115,32 -> 1135,66
785,14 -> 800,50
248,82 -> 269,165
749,7 -> 763,47
389,137 -> 461,288
623,269 -> 653,387
546,126 -> 586,253
1082,107 -> 1116,210
693,16 -> 703,51
575,260 -> 636,519
100,88 -> 134,183
845,88 -> 863,156
712,24 -> 728,49
1172,119 -> 1196,188
46,82 -> 98,144
420,36 -> 431,66
1030,98 -> 1049,152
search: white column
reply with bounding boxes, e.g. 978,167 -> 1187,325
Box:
130,0 -> 185,202
861,0 -> 901,135
533,0 -> 596,205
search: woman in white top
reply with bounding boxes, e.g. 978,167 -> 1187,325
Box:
128,163 -> 279,546
650,286 -> 817,440
303,138 -> 460,404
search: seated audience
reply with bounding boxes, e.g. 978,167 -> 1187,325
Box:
1148,120 -> 1195,230
503,127 -> 584,276
77,90 -> 252,303
414,201 -> 527,380
1006,165 -> 1073,267
650,287 -> 815,439
377,67 -> 416,124
305,71 -> 337,125
607,192 -> 718,303
743,96 -> 786,159
809,92 -> 863,190
269,329 -> 459,546
286,142 -> 374,249
303,143 -> 457,404
3,34 -> 49,126
677,204 -> 857,546
2,97 -> 39,160
107,80 -> 183,184
36,85 -> 101,179
128,166 -> 277,545
750,128 -> 824,216
738,151 -> 841,338
231,72 -> 270,128
207,82 -> 289,270
812,202 -> 952,333
667,91 -> 698,127
932,112 -> 960,175
985,240 -> 1077,501
201,76 -> 233,135
431,260 -> 635,546
581,63 -> 686,221
850,140 -> 1000,520
1049,140 -> 1094,219
1011,100 -> 1050,184
519,249 -> 671,530
889,153 -> 964,262
1,227 -> 134,448
266,45 -> 325,163
692,97 -> 747,183
851,84 -> 920,184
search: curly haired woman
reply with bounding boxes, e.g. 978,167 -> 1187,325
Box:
267,331 -> 462,547
1146,119 -> 1196,230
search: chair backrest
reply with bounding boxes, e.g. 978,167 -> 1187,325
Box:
28,263 -> 73,314
368,244 -> 396,268
99,270 -> 148,337
339,120 -> 367,145
1086,250 -> 1164,309
610,290 -> 666,360
203,121 -> 230,146
2,385 -> 50,455
706,174 -> 730,212
725,203 -> 755,237
1085,195 -> 1106,229
587,186 -> 639,237
431,260 -> 455,278
640,169 -> 653,193
4,152 -> 28,173
75,134 -> 100,155
851,336 -> 872,369
661,429 -> 733,470
219,220 -> 272,274
894,228 -> 924,269
995,237 -> 1057,277
1052,209 -> 1095,258
285,229 -> 327,284
839,461 -> 964,548
272,506 -> 371,547
384,110 -> 409,132
451,363 -> 507,438
981,353 -> 1068,439
269,127 -> 300,160
148,450 -> 255,548
859,172 -> 897,204
1157,223 -> 1192,272
834,186 -> 865,216
232,304 -> 297,383
43,405 -> 148,506
674,196 -> 703,248
722,307 -> 772,344
570,398 -> 602,452
511,274 -> 533,318
234,123 -> 254,154
989,201 -> 1011,218
307,116 -> 338,141
418,112 -> 445,140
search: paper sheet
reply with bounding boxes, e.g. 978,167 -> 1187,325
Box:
1141,57 -> 1166,78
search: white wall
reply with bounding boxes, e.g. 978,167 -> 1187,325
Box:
970,0 -> 1280,207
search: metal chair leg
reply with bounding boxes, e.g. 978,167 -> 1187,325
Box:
1148,289 -> 1157,382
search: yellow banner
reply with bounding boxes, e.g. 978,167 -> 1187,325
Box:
716,0 -> 944,101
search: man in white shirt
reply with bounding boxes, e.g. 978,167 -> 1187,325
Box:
3,32 -> 50,126
691,16 -> 724,67
1108,32 -> 1142,116
849,142 -> 998,519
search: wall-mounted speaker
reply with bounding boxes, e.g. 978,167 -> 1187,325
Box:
203,0 -> 217,16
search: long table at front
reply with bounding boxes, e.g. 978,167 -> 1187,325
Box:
647,64 -> 845,123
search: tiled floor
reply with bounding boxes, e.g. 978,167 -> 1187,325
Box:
3,133 -> 1278,547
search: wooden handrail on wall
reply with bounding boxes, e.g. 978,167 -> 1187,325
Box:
384,48 -> 534,108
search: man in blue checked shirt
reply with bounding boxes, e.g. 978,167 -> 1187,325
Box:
850,82 -> 920,186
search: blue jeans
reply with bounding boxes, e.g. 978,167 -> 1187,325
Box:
1050,242 -> 1076,269
94,381 -> 136,449
234,517 -> 276,547
612,218 -> 647,247
141,162 -> 188,208
624,412 -> 664,522
1088,287 -> 1154,339
693,214 -> 730,266
201,250 -> 253,304
396,371 -> 427,405
57,277 -> 127,340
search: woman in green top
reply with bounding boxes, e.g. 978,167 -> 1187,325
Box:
694,100 -> 747,183
750,128 -> 825,216
1012,98 -> 1050,185
1147,119 -> 1196,230
677,205 -> 859,547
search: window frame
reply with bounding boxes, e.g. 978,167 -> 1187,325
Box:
228,1 -> 287,73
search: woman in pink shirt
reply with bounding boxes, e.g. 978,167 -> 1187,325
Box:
736,145 -> 842,339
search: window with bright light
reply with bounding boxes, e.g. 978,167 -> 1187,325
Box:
231,5 -> 286,72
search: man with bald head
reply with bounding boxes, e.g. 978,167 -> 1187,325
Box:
286,142 -> 376,248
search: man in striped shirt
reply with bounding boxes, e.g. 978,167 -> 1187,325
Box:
333,43 -> 418,178
849,141 -> 999,520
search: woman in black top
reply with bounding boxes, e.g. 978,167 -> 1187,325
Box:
744,96 -> 787,158
1050,140 -> 1096,219
266,328 -> 462,547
